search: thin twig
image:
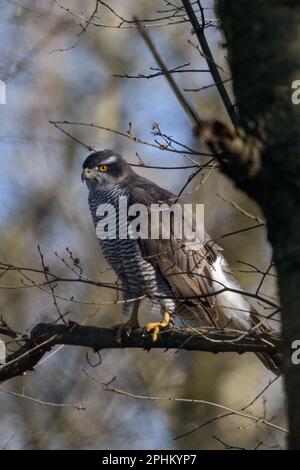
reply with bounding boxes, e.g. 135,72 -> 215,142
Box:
92,378 -> 287,435
134,16 -> 203,132
182,0 -> 239,127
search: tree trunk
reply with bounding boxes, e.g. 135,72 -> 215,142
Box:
217,0 -> 300,449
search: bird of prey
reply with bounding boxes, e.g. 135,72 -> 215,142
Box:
82,149 -> 281,374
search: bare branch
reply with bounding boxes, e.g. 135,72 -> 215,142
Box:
0,322 -> 282,384
0,388 -> 86,411
216,193 -> 264,224
49,120 -> 212,156
114,63 -> 210,79
182,0 -> 239,127
134,17 -> 203,132
92,375 -> 287,435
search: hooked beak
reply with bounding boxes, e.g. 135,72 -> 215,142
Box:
81,168 -> 95,182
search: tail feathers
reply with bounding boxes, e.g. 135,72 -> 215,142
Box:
250,311 -> 283,375
256,351 -> 283,376
213,255 -> 283,375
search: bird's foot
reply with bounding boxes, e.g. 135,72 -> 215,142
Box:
146,312 -> 173,342
113,318 -> 141,344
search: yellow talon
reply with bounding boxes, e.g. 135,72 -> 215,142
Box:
146,312 -> 172,342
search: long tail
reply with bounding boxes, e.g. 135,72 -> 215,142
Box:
250,311 -> 283,376
211,255 -> 282,375
256,351 -> 282,376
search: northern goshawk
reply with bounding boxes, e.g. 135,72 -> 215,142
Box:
82,149 -> 281,374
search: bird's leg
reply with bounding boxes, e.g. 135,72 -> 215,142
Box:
113,300 -> 141,343
146,311 -> 172,342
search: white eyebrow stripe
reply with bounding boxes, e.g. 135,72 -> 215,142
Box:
101,155 -> 117,165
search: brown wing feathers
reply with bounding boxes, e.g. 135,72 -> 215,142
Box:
128,179 -> 220,326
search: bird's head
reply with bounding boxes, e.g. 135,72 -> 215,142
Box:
81,150 -> 133,190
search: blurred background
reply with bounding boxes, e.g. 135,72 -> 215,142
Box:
0,0 -> 285,450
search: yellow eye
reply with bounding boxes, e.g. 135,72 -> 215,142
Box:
99,165 -> 108,172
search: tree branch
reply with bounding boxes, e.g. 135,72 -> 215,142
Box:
182,0 -> 239,127
0,322 -> 282,384
133,16 -> 203,133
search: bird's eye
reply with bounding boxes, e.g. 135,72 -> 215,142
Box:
98,165 -> 108,172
